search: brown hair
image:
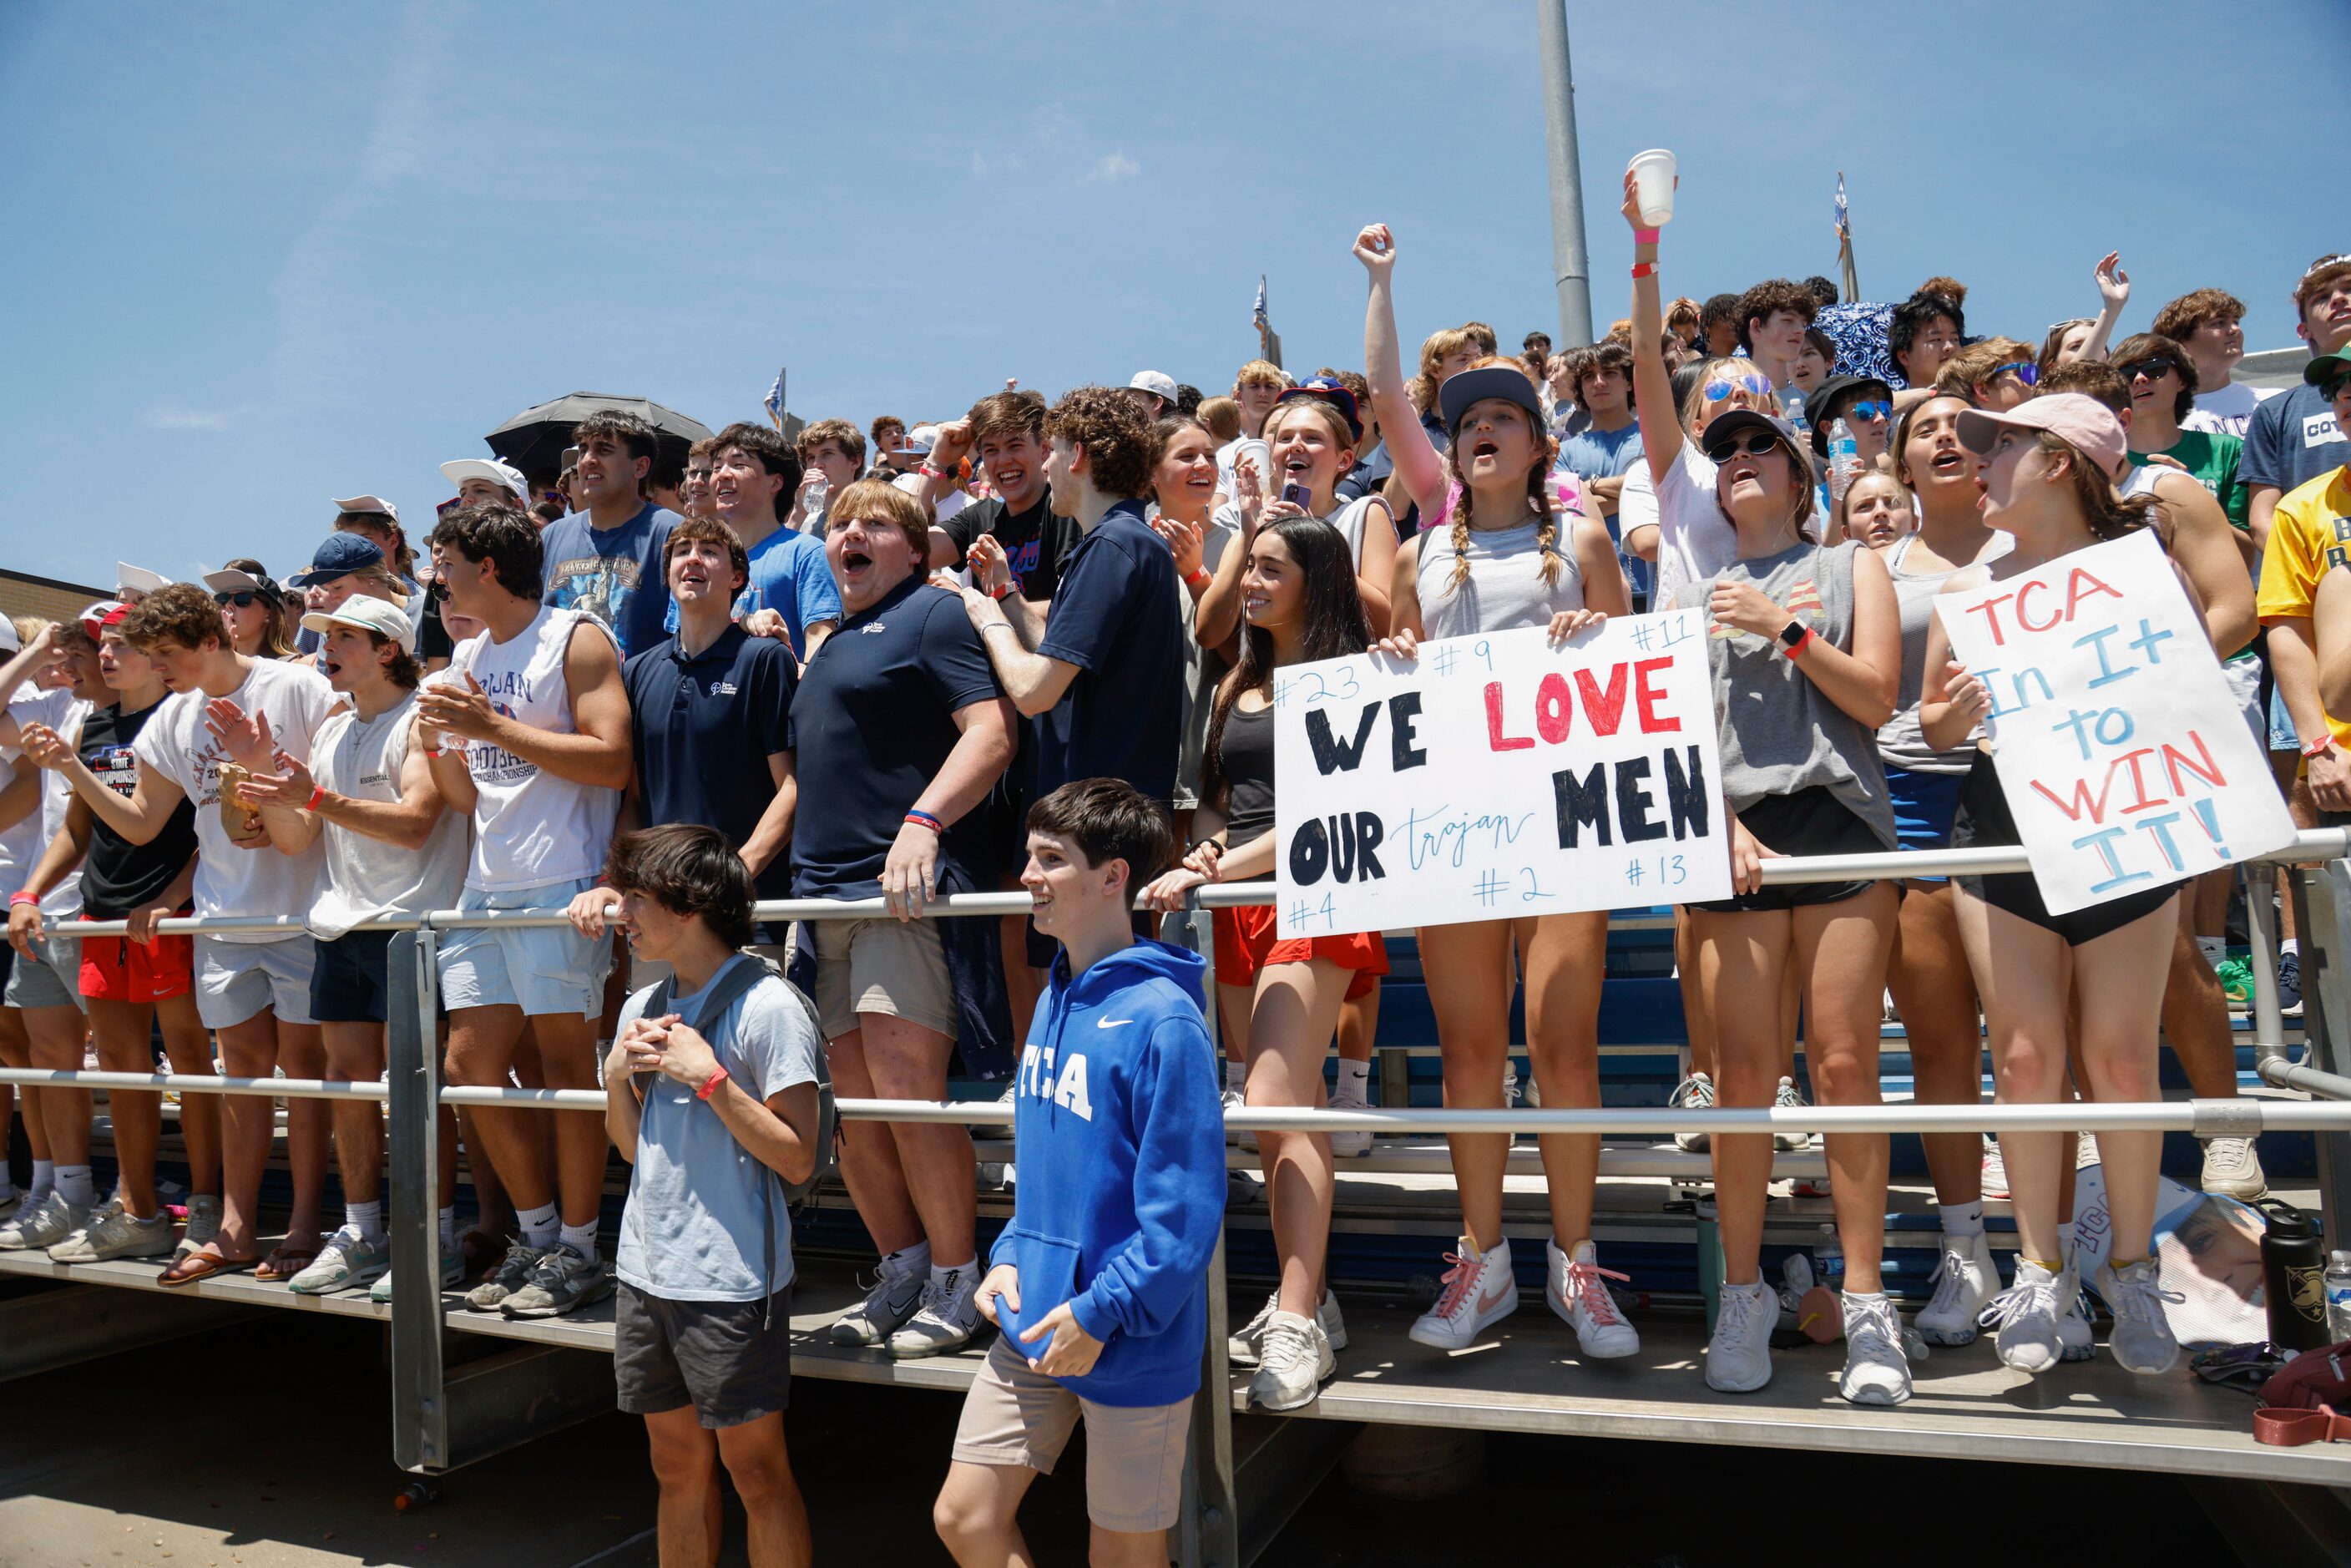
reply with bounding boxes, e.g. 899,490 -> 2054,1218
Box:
2151,288 -> 2245,345
1442,357 -> 1560,594
1262,396 -> 1357,465
1735,278 -> 1819,352
2038,430 -> 2157,541
1043,385 -> 1153,500
1565,341 -> 1636,411
1663,296 -> 1703,344
712,420 -> 804,501
1916,275 -> 1968,306
1710,423 -> 1818,543
826,478 -> 930,559
333,512 -> 417,577
1890,393 -> 1974,488
1149,413 -> 1216,473
664,515 -> 751,589
967,388 -> 1048,448
1196,397 -> 1241,444
604,823 -> 756,949
796,417 -> 866,469
2037,318 -> 2093,376
2037,359 -> 2130,414
685,436 -> 719,469
573,409 -> 659,497
1408,326 -> 1480,414
869,415 -> 907,448
351,630 -> 422,690
1025,777 -> 1178,886
123,583 -> 229,655
2111,332 -> 2200,421
1934,336 -> 2036,400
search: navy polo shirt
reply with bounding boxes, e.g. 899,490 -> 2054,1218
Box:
1034,500 -> 1182,803
622,625 -> 798,900
787,576 -> 1005,899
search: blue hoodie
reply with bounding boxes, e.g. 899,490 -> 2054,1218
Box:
988,937 -> 1223,1408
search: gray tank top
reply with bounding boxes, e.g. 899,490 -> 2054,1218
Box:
1676,538 -> 1895,845
1414,517 -> 1584,640
1876,530 -> 2009,776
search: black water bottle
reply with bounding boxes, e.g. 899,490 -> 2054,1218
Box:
2263,1207 -> 2330,1352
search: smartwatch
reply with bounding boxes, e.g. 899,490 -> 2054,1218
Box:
1776,619 -> 1810,652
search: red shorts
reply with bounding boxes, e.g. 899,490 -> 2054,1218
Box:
78,915 -> 195,1004
1212,903 -> 1388,999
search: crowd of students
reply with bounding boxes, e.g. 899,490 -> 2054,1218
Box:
2,164 -> 2348,1562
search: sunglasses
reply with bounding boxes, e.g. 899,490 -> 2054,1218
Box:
1993,362 -> 2039,386
2321,373 -> 2351,402
214,591 -> 265,609
1846,399 -> 1893,422
2121,357 -> 2179,383
1717,431 -> 1787,459
1703,374 -> 1772,402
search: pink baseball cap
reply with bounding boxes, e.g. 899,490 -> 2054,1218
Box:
1955,393 -> 2129,483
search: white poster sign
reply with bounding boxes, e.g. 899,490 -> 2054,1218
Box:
1271,612 -> 1730,938
1934,529 -> 2294,917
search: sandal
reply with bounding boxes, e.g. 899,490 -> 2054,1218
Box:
255,1244 -> 320,1282
157,1248 -> 256,1288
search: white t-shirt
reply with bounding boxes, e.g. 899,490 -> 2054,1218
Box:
1623,442 -> 1741,609
132,659 -> 336,942
1,688 -> 88,916
2183,379 -> 2277,439
308,690 -> 469,938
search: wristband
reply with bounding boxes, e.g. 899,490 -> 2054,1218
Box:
904,809 -> 944,833
2306,735 -> 2336,760
1184,567 -> 1212,589
1634,228 -> 1660,245
988,579 -> 1013,600
8,892 -> 37,908
1631,262 -> 1657,280
695,1066 -> 731,1102
981,620 -> 1018,637
306,784 -> 326,811
919,463 -> 948,481
1781,626 -> 1816,660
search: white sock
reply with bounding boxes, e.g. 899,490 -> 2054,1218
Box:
2056,1220 -> 2076,1257
931,1257 -> 974,1292
516,1201 -> 559,1249
558,1220 -> 599,1262
30,1159 -> 54,1199
884,1240 -> 932,1278
1938,1201 -> 1984,1239
438,1205 -> 458,1252
2197,935 -> 2227,969
2282,938 -> 2301,958
346,1199 -> 385,1247
1332,1057 -> 1370,1105
55,1165 -> 94,1209
1225,1058 -> 1246,1092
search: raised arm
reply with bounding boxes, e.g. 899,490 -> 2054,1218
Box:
1621,164 -> 1682,483
1356,225 -> 1447,516
2079,251 -> 2131,363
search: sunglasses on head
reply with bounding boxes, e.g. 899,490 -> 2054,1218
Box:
2122,357 -> 2179,383
1718,431 -> 1786,459
1993,361 -> 2039,386
214,591 -> 264,609
1702,373 -> 1772,402
1846,399 -> 1893,422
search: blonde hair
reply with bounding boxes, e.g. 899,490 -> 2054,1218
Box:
1233,359 -> 1288,392
1197,397 -> 1242,444
827,477 -> 932,557
1408,326 -> 1481,415
1441,357 -> 1562,595
1935,336 -> 2036,400
1678,357 -> 1777,431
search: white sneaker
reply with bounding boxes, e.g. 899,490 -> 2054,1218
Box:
1704,1279 -> 1775,1393
1545,1238 -> 1638,1358
0,1190 -> 89,1252
48,1199 -> 176,1263
1980,1258 -> 2064,1373
887,1265 -> 981,1358
1914,1231 -> 1999,1347
1979,1136 -> 2010,1199
1247,1311 -> 1334,1410
1771,1076 -> 1813,1152
2197,1135 -> 2267,1201
978,1083 -> 1015,1189
1221,1083 -> 1248,1148
1229,1288 -> 1347,1367
2096,1258 -> 2182,1375
1670,1071 -> 1716,1153
1408,1236 -> 1517,1350
1327,1087 -> 1371,1159
1839,1292 -> 1913,1406
828,1253 -> 928,1347
2055,1248 -> 2096,1362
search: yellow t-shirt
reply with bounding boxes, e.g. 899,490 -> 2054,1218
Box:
2257,465 -> 2351,747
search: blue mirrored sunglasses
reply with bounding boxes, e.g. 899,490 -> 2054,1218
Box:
1847,399 -> 1893,422
1994,361 -> 2040,386
1702,373 -> 1772,402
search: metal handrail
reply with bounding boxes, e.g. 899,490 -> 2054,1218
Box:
47,827 -> 2351,938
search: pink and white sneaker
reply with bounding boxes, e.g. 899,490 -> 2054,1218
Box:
1546,1238 -> 1638,1358
1408,1236 -> 1517,1350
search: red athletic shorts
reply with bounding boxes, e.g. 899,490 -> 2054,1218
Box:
1212,903 -> 1388,999
78,914 -> 195,1004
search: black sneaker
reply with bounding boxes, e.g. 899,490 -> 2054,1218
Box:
2278,951 -> 2304,1019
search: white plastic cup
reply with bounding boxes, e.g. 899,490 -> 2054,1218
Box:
1629,149 -> 1677,227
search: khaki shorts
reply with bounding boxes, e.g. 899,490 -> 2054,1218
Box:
810,917 -> 955,1040
950,1338 -> 1192,1534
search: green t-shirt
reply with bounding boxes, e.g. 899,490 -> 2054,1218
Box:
2128,430 -> 2249,530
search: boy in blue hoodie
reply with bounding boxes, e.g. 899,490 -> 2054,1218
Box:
933,780 -> 1222,1568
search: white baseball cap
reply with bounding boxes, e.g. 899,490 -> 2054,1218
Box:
331,493 -> 401,522
115,561 -> 171,597
1129,370 -> 1179,402
300,593 -> 417,653
438,458 -> 529,499
904,424 -> 941,456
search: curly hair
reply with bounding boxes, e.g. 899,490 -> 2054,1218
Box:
1735,278 -> 1819,352
427,502 -> 545,601
1044,385 -> 1153,500
2151,288 -> 2245,346
122,583 -> 228,654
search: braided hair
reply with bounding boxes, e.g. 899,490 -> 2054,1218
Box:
1439,358 -> 1561,595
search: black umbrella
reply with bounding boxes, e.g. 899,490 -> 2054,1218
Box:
483,392 -> 714,481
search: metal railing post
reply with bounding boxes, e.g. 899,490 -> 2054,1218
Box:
2293,862 -> 2351,1243
1186,1227 -> 1238,1568
388,928 -> 448,1473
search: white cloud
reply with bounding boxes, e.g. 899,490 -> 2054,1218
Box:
144,405 -> 247,432
1081,151 -> 1140,184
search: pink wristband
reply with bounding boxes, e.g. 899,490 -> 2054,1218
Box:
8,892 -> 38,908
1634,228 -> 1660,245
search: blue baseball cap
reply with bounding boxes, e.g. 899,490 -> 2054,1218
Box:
286,532 -> 386,587
1437,364 -> 1547,442
1274,375 -> 1363,441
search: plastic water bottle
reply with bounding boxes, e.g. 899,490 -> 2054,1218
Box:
1828,418 -> 1861,504
803,473 -> 829,526
2327,1251 -> 2351,1342
1813,1224 -> 1844,1291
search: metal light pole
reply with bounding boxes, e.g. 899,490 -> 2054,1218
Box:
1537,0 -> 1593,346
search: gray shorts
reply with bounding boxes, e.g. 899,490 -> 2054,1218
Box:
614,1280 -> 793,1429
438,878 -> 612,1019
3,931 -> 84,1014
194,935 -> 314,1029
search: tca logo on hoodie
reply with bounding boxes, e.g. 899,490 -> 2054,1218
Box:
1016,1039 -> 1095,1120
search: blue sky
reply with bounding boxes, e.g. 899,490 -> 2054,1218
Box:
3,0 -> 2343,590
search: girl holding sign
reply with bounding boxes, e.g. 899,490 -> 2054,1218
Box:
1142,516 -> 1388,1412
1920,395 -> 2188,1378
1354,220 -> 1642,1363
